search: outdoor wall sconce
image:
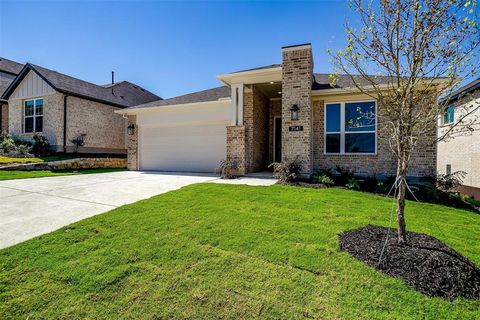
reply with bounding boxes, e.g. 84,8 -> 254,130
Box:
290,104 -> 299,120
127,124 -> 136,135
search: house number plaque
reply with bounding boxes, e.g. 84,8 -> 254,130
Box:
289,125 -> 304,132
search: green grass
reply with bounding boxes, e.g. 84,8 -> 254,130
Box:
0,154 -> 77,165
0,168 -> 126,181
0,184 -> 479,319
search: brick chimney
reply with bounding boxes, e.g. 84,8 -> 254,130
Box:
281,43 -> 314,176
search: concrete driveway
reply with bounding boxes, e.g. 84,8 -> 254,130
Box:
0,171 -> 276,249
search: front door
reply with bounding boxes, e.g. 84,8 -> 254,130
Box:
274,117 -> 282,163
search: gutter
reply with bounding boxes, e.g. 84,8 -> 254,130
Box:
63,95 -> 69,153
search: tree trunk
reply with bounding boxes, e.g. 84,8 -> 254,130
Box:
396,159 -> 408,244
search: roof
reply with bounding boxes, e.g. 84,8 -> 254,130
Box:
230,64 -> 281,74
131,86 -> 230,110
446,77 -> 480,104
0,57 -> 23,75
313,73 -> 393,90
2,63 -> 161,108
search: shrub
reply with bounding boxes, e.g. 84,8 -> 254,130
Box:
269,157 -> 303,183
14,144 -> 32,157
32,134 -> 51,155
0,134 -> 15,152
334,166 -> 355,185
216,159 -> 238,179
313,174 -> 334,187
346,177 -> 361,190
437,171 -> 466,193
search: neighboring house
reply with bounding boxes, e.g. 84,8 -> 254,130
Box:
0,57 -> 24,131
117,43 -> 437,178
438,78 -> 480,199
1,61 -> 161,153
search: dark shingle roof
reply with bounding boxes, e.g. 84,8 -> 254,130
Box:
0,57 -> 23,75
447,77 -> 480,103
131,86 -> 230,109
313,73 -> 393,90
2,64 -> 161,108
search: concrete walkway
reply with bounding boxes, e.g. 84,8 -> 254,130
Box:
0,171 -> 276,249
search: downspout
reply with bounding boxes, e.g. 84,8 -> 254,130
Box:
63,95 -> 69,153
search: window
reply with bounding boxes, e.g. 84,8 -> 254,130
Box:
24,99 -> 43,133
325,101 -> 376,154
444,105 -> 455,124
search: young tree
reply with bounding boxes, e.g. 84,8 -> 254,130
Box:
330,0 -> 479,243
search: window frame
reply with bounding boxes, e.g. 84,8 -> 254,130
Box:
324,100 -> 377,155
443,105 -> 455,125
23,98 -> 44,134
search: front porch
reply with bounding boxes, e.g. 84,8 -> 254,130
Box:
226,81 -> 283,175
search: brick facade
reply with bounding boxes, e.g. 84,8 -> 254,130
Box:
1,103 -> 8,133
226,125 -> 246,175
281,45 -> 314,176
7,92 -> 126,153
438,90 -> 480,196
312,98 -> 436,177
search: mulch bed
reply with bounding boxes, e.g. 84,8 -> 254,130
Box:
339,225 -> 480,300
282,181 -> 328,189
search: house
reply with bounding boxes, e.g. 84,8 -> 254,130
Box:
0,57 -> 24,131
117,43 -> 437,178
438,78 -> 480,199
1,60 -> 161,154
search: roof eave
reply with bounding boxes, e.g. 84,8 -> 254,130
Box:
216,67 -> 282,85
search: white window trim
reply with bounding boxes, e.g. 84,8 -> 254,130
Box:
324,100 -> 377,155
23,98 -> 44,134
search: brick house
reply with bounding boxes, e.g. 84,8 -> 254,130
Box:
438,78 -> 480,199
1,61 -> 160,153
117,44 -> 437,178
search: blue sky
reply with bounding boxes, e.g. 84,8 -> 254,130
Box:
0,1 -> 351,98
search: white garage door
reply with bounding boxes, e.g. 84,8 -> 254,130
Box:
139,123 -> 227,172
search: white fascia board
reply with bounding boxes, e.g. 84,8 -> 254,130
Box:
115,99 -> 231,115
216,67 -> 282,85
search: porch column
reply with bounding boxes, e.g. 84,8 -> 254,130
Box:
230,83 -> 244,125
281,43 -> 314,177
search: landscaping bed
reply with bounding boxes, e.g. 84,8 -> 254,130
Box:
340,225 -> 480,300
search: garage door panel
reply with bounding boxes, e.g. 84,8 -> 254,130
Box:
139,123 -> 227,172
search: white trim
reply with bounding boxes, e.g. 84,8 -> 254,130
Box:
115,99 -> 231,115
273,116 -> 282,162
216,67 -> 282,86
23,98 -> 44,134
323,100 -> 377,155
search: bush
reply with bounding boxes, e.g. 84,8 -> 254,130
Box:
437,171 -> 466,193
13,144 -> 32,157
0,134 -> 15,152
334,166 -> 355,185
269,157 -> 303,183
216,159 -> 239,179
346,177 -> 361,190
312,173 -> 334,186
32,134 -> 51,155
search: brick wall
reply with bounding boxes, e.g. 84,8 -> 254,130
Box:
438,90 -> 480,189
281,44 -> 314,176
0,103 -> 8,133
226,125 -> 246,175
244,85 -> 269,172
7,93 -> 126,154
312,98 -> 436,178
126,115 -> 138,170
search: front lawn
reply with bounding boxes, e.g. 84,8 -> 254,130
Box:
1,184 -> 479,319
0,168 -> 126,181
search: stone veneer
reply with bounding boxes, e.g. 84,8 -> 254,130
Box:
281,44 -> 314,176
126,115 -> 138,170
0,157 -> 126,171
7,92 -> 126,154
